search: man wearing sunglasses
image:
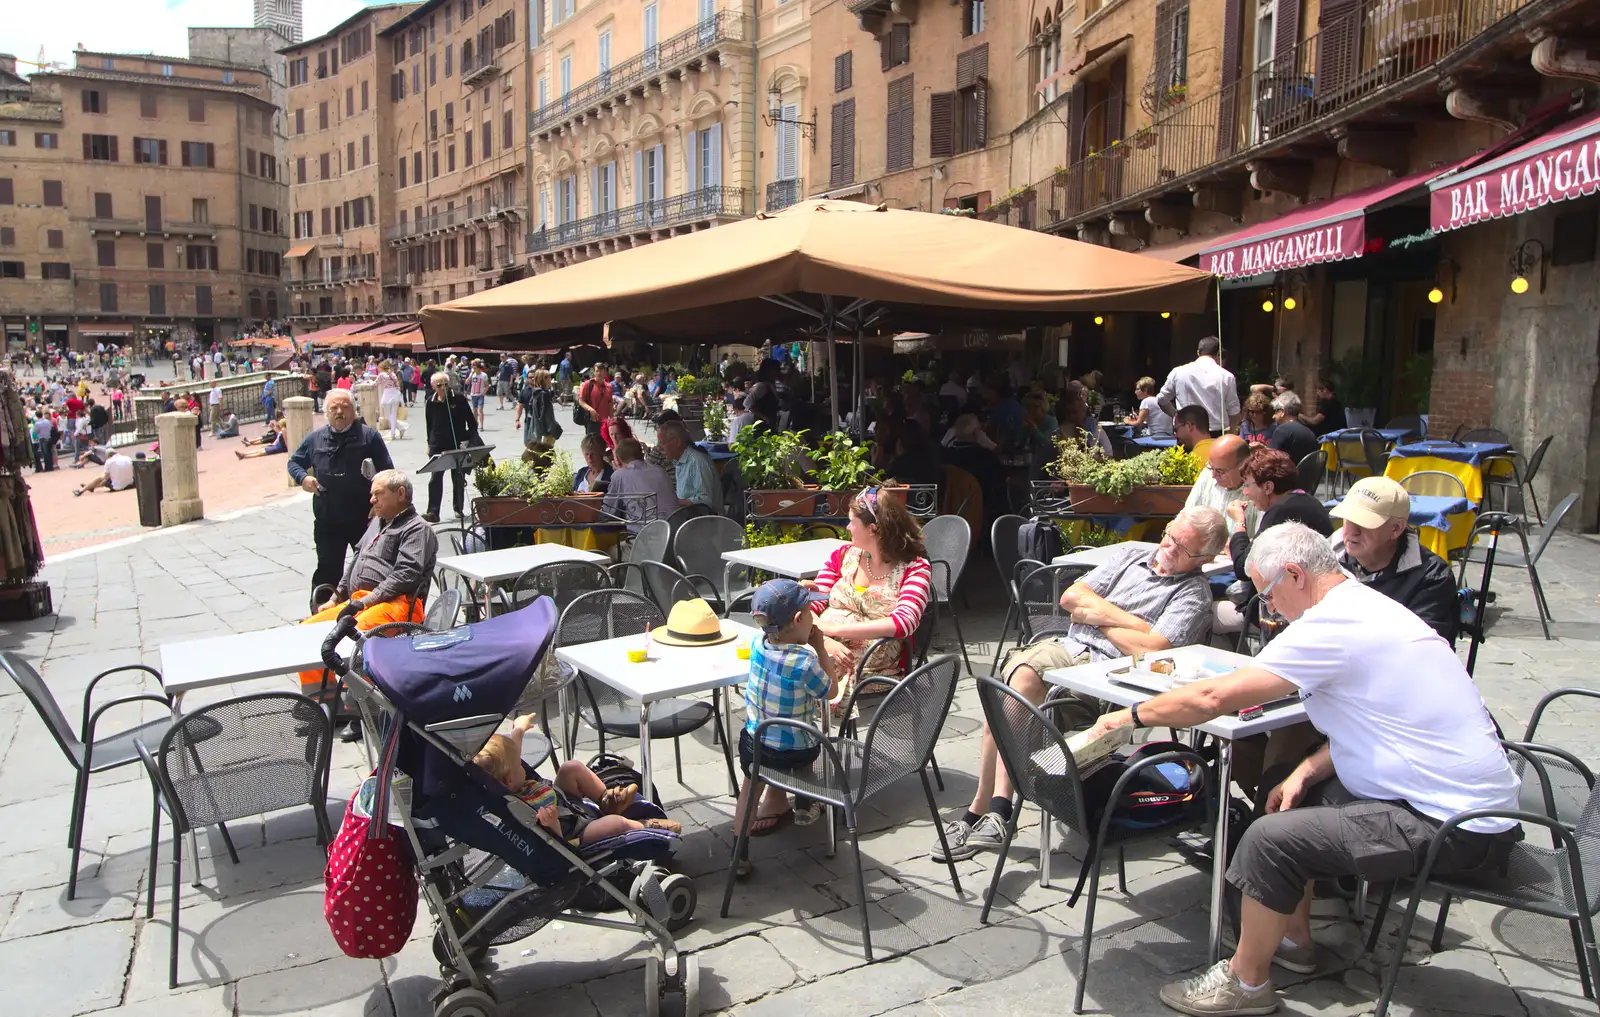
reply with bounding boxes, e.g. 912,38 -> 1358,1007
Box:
934,505 -> 1227,863
1079,523 -> 1519,1017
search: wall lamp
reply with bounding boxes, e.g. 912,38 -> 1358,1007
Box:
764,88 -> 818,152
1509,239 -> 1546,295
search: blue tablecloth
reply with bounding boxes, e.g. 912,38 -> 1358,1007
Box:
1407,494 -> 1473,531
1130,435 -> 1178,450
696,441 -> 737,461
1388,440 -> 1512,467
1321,427 -> 1414,443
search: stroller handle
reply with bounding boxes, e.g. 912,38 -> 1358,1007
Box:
321,614 -> 360,674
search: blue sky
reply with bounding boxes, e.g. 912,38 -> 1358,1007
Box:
1,0 -> 380,71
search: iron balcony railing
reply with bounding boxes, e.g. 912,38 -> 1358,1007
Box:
288,265 -> 376,287
765,178 -> 803,212
460,54 -> 500,88
525,186 -> 752,254
1033,0 -> 1535,231
385,202 -> 527,243
529,11 -> 748,135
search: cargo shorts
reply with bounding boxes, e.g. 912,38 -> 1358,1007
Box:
1000,639 -> 1105,733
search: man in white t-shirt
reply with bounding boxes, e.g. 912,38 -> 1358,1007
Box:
1158,336 -> 1242,435
74,452 -> 135,496
1080,522 -> 1520,1017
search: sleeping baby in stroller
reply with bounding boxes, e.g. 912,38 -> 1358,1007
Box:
474,714 -> 682,844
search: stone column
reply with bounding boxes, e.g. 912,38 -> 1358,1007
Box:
353,381 -> 380,428
156,412 -> 203,526
283,395 -> 314,489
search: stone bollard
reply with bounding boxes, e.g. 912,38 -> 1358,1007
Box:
283,396 -> 314,489
353,381 -> 380,429
156,412 -> 204,526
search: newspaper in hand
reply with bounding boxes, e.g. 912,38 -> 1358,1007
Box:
1064,724 -> 1133,769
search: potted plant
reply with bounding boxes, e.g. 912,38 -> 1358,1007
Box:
733,427 -> 815,517
472,451 -> 601,528
1133,126 -> 1158,149
1040,439 -> 1201,516
811,431 -> 883,517
702,398 -> 728,442
1053,165 -> 1071,186
1328,352 -> 1383,429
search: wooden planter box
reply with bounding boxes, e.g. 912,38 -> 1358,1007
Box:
473,494 -> 604,528
1065,484 -> 1191,516
748,487 -> 852,519
1134,131 -> 1158,149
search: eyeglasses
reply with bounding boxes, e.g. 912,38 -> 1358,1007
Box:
1259,568 -> 1288,606
1159,528 -> 1203,560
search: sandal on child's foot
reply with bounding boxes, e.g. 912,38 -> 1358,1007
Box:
599,783 -> 638,815
792,802 -> 825,826
643,818 -> 681,834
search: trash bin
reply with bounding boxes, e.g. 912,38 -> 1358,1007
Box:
133,456 -> 163,527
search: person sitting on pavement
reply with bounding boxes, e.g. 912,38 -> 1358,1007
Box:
242,415 -> 287,446
934,506 -> 1227,863
602,437 -> 678,532
1076,523 -> 1519,1017
297,469 -> 438,712
236,426 -> 289,459
73,451 -> 134,496
1329,476 -> 1460,642
656,420 -> 721,513
1185,434 -> 1257,535
213,410 -> 240,439
1267,392 -> 1319,468
1173,404 -> 1215,460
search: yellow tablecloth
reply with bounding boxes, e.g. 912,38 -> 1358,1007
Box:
1322,437 -> 1375,479
533,527 -> 623,554
1382,455 -> 1489,557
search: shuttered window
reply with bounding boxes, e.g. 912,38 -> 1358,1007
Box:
955,44 -> 988,153
829,99 -> 855,188
834,52 -> 852,92
929,92 -> 955,159
1316,0 -> 1363,100
880,23 -> 910,71
886,75 -> 914,173
1216,0 -> 1245,156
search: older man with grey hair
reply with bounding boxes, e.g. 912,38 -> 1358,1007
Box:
1267,391 -> 1319,468
1078,523 -> 1520,1017
657,420 -> 721,513
288,387 -> 395,596
934,505 -> 1228,863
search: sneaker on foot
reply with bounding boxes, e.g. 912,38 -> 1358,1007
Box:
1220,929 -> 1318,975
965,812 -> 1008,851
1159,960 -> 1277,1016
931,818 -> 975,862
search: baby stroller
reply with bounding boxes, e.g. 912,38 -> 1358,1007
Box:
320,600 -> 701,1017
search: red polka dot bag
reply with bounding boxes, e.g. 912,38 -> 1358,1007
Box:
325,720 -> 418,959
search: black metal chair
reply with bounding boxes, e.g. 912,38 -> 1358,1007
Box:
0,653 -> 176,899
606,518 -> 671,598
1365,765 -> 1600,1017
558,589 -> 734,792
1485,434 -> 1552,524
922,513 -> 975,675
135,691 -> 334,989
988,514 -> 1026,672
720,654 -> 963,962
422,588 -> 462,631
640,559 -> 722,615
974,676 -> 1214,1013
1457,493 -> 1579,639
839,609 -> 944,787
1460,427 -> 1513,445
1014,560 -> 1095,648
1296,449 -> 1327,498
675,514 -> 749,607
663,502 -> 714,561
1358,427 -> 1391,478
1521,689 -> 1600,826
501,560 -> 611,616
1397,469 -> 1468,500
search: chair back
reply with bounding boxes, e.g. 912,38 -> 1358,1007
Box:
940,466 -> 984,536
641,560 -> 702,612
1461,427 -> 1512,445
1385,414 -> 1424,438
508,560 -> 611,615
721,460 -> 747,525
922,514 -> 973,603
0,651 -> 83,761
1296,450 -> 1327,496
616,518 -> 670,595
676,515 -> 745,600
991,514 -> 1025,589
1529,493 -> 1580,564
1523,435 -> 1553,483
1398,469 -> 1468,499
1016,561 -> 1091,643
423,589 -> 461,631
558,589 -> 664,721
435,523 -> 488,556
854,654 -> 960,801
1358,428 -> 1390,477
152,691 -> 332,832
1503,740 -> 1596,831
664,502 -> 714,559
975,676 -> 1091,838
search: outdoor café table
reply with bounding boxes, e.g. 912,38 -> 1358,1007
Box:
1053,541 -> 1158,568
1042,649 -> 1308,965
553,620 -> 760,803
1385,440 -> 1512,553
1406,493 -> 1473,558
720,537 -> 850,602
1319,427 -> 1416,477
436,543 -> 608,618
1129,435 -> 1178,451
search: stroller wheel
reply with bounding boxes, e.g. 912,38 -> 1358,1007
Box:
435,986 -> 498,1017
660,873 -> 698,932
432,928 -> 488,970
644,957 -> 662,1017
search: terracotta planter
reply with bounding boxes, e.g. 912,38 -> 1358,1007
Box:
473,494 -> 604,528
1134,131 -> 1158,149
1064,484 -> 1191,516
747,487 -> 852,519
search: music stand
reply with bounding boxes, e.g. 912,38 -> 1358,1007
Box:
418,444 -> 495,474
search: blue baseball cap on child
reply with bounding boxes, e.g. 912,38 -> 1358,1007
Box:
751,579 -> 828,634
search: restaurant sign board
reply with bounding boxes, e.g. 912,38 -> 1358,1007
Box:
1430,113 -> 1600,232
1198,217 -> 1364,279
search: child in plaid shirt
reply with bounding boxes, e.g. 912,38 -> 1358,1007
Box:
735,579 -> 841,858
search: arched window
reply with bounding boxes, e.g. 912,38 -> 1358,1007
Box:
1034,13 -> 1065,112
248,290 -> 264,319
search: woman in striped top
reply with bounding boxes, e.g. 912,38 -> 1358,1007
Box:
807,486 -> 933,716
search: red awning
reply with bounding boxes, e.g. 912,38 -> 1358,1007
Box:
297,321 -> 378,344
1429,109 -> 1600,232
1197,163 -> 1463,279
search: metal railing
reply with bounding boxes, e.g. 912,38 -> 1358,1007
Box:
1034,0 -> 1535,230
765,178 -> 803,212
529,11 -> 748,134
287,264 -> 376,286
460,54 -> 500,87
525,186 -> 753,254
384,201 -> 526,243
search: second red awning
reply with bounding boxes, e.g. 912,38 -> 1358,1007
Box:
1429,109 -> 1600,232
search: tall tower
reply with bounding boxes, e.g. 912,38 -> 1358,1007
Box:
252,0 -> 303,44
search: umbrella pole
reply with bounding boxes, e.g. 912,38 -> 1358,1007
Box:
854,321 -> 865,437
827,316 -> 841,433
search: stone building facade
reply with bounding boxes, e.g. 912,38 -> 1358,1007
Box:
0,49 -> 287,351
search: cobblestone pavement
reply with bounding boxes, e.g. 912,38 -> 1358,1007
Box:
2,399 -> 1597,1017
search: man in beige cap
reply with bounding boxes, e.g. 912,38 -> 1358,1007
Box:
1328,476 -> 1459,641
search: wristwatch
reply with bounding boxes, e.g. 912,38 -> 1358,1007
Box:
1130,702 -> 1145,729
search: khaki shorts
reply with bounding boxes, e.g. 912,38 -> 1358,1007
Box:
1000,639 -> 1104,732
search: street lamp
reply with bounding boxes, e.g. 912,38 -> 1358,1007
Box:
763,87 -> 818,152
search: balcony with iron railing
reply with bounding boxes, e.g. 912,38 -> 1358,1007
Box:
529,11 -> 749,136
525,186 -> 753,255
476,244 -> 516,272
1031,0 -> 1537,232
384,201 -> 527,244
765,178 -> 803,212
460,52 -> 501,88
287,265 -> 377,288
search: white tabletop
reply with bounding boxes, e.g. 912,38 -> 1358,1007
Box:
1052,541 -> 1157,568
436,543 -> 608,585
721,538 -> 849,579
554,620 -> 762,702
160,621 -> 340,696
1043,648 -> 1307,740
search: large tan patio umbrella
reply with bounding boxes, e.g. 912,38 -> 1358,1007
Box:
419,200 -> 1214,426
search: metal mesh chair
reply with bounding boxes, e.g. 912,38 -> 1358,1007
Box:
422,588 -> 462,631
840,609 -> 944,787
558,589 -> 733,792
608,518 -> 670,597
1523,688 -> 1600,825
1397,469 -> 1468,499
1457,493 -> 1579,639
720,654 -> 963,962
1485,435 -> 1552,523
974,677 -> 1214,1013
1364,768 -> 1600,1017
135,691 -> 333,988
664,502 -> 714,560
0,654 -> 177,899
675,514 -> 749,606
502,560 -> 611,616
988,514 -> 1026,674
1296,449 -> 1328,498
1015,561 -> 1094,647
1358,427 -> 1391,478
922,514 -> 974,674
1460,427 -> 1513,444
640,560 -> 721,615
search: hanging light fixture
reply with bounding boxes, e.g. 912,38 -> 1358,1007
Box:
1160,311 -> 1171,319
1093,315 -> 1104,325
1283,296 -> 1297,311
1508,239 -> 1545,295
1427,259 -> 1458,304
1261,297 -> 1275,313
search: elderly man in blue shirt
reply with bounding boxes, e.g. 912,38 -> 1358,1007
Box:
657,420 -> 721,514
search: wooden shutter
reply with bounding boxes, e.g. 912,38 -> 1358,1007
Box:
893,23 -> 910,66
82,133 -> 91,159
956,44 -> 987,90
1105,57 -> 1127,144
158,139 -> 168,165
880,31 -> 892,71
95,192 -> 112,218
1275,0 -> 1302,73
1316,0 -> 1363,101
829,99 -> 855,187
886,74 -> 914,172
929,92 -> 956,158
109,135 -> 118,162
1216,0 -> 1245,156
0,180 -> 11,205
835,52 -> 852,91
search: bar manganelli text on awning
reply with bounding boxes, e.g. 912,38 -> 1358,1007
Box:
1430,113 -> 1600,232
1200,220 -> 1359,278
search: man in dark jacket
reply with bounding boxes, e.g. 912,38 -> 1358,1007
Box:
423,368 -> 483,522
1329,476 -> 1459,642
287,388 -> 394,595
